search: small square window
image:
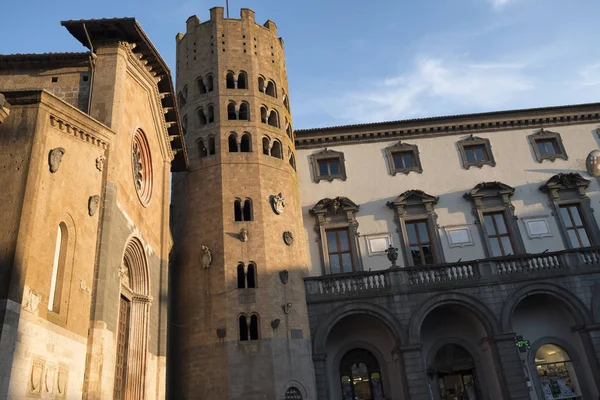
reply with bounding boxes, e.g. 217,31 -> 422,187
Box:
457,136 -> 496,169
528,130 -> 567,163
385,142 -> 422,175
51,77 -> 58,83
310,149 -> 347,183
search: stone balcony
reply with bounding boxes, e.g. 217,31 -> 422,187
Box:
304,246 -> 600,303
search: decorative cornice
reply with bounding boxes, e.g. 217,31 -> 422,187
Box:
294,103 -> 600,149
49,115 -> 109,149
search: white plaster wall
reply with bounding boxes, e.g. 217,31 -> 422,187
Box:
7,311 -> 87,399
297,123 -> 600,276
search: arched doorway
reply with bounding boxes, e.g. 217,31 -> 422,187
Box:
113,237 -> 150,400
431,344 -> 479,400
533,344 -> 581,399
339,349 -> 384,400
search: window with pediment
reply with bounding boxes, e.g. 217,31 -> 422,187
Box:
464,182 -> 525,257
310,197 -> 362,275
387,190 -> 444,266
457,135 -> 495,169
540,173 -> 600,249
384,141 -> 422,175
310,148 -> 347,183
528,129 -> 568,163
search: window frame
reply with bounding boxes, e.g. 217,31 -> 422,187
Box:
325,227 -> 356,274
482,211 -> 515,257
540,173 -> 600,249
456,135 -> 496,169
464,182 -> 526,258
309,197 -> 362,275
528,129 -> 568,163
310,148 -> 347,183
387,190 -> 444,267
385,142 -> 423,175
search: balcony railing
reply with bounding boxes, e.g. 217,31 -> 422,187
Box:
304,246 -> 600,301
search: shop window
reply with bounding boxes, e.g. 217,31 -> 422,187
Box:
309,197 -> 362,275
534,344 -> 581,399
227,102 -> 237,120
387,190 -> 444,266
240,133 -> 252,152
465,182 -> 525,257
457,135 -> 495,169
310,148 -> 347,183
528,129 -> 568,163
339,349 -> 384,400
385,141 -> 422,175
540,173 -> 600,249
238,71 -> 248,89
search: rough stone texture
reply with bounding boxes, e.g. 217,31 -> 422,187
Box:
170,7 -> 317,400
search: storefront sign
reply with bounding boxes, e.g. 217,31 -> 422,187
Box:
515,335 -> 530,353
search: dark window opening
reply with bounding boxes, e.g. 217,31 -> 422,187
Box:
559,205 -> 591,248
237,263 -> 246,288
239,102 -> 249,120
258,76 -> 265,93
234,200 -> 243,221
536,139 -> 558,158
228,102 -> 237,120
51,77 -> 58,83
198,108 -> 207,125
260,107 -> 268,123
283,95 -> 290,111
238,72 -> 247,89
247,263 -> 256,288
289,153 -> 296,171
243,199 -> 253,221
206,75 -> 214,92
198,77 -> 207,94
239,315 -> 249,341
249,314 -> 259,340
483,212 -> 514,256
198,139 -> 208,158
262,137 -> 270,155
266,81 -> 277,97
207,105 -> 215,123
208,136 -> 216,155
241,133 -> 251,152
286,123 -> 293,139
226,72 -> 235,89
82,75 -> 89,82
317,158 -> 341,178
392,151 -> 415,170
268,110 -> 279,128
406,220 -> 434,265
326,228 -> 353,274
271,140 -> 282,159
464,145 -> 489,164
229,134 -> 238,152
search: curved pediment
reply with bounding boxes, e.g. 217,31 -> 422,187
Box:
540,172 -> 590,193
464,181 -> 515,201
309,196 -> 359,215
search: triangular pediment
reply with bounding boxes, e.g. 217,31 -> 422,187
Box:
387,190 -> 438,208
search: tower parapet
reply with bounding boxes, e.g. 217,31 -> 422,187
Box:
171,8 -> 315,400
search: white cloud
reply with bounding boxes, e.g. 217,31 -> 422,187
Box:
324,57 -> 534,123
490,0 -> 516,9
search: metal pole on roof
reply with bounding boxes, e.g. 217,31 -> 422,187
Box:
226,0 -> 229,18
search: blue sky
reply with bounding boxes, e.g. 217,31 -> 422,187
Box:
2,0 -> 600,129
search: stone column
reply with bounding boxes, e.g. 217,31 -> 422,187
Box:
313,353 -> 329,400
400,344 -> 429,400
489,333 -> 529,400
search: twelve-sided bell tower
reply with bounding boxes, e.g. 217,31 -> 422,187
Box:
170,7 -> 317,399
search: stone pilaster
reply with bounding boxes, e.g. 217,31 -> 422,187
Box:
489,333 -> 529,400
401,344 -> 429,400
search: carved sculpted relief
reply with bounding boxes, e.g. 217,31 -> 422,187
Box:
23,286 -> 41,314
132,129 -> 153,206
271,192 -> 286,214
49,148 -> 65,173
28,357 -> 45,395
283,231 -> 293,246
279,270 -> 289,284
95,155 -> 106,171
239,228 -> 249,242
201,246 -> 212,268
88,195 -> 100,216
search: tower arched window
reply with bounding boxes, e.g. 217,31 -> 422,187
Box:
198,108 -> 207,126
239,315 -> 249,341
239,102 -> 249,120
238,71 -> 248,89
206,74 -> 214,92
241,133 -> 252,152
207,105 -> 215,123
182,115 -> 188,134
249,314 -> 259,340
258,76 -> 266,93
228,101 -> 237,120
234,199 -> 243,221
289,152 -> 296,171
237,263 -> 246,289
208,136 -> 216,155
247,263 -> 256,288
271,140 -> 282,159
198,139 -> 208,158
286,119 -> 292,139
260,106 -> 268,124
266,80 -> 277,98
268,110 -> 279,128
262,137 -> 271,156
177,92 -> 186,107
229,133 -> 238,152
48,223 -> 68,313
283,92 -> 290,111
198,77 -> 207,94
226,71 -> 235,89
243,199 -> 253,221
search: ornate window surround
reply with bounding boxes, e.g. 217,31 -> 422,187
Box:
456,135 -> 496,169
309,148 -> 347,183
540,173 -> 600,248
528,129 -> 568,163
309,197 -> 362,275
384,141 -> 423,176
387,190 -> 445,266
464,182 -> 526,257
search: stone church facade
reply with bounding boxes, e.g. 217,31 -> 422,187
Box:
2,6 -> 600,400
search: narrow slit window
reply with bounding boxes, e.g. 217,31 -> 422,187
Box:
247,263 -> 256,288
228,134 -> 238,152
48,224 -> 67,312
237,263 -> 246,289
240,133 -> 251,152
243,199 -> 253,221
208,136 -> 216,155
239,315 -> 249,341
234,200 -> 243,221
226,72 -> 235,89
249,314 -> 259,340
239,102 -> 249,120
238,72 -> 247,89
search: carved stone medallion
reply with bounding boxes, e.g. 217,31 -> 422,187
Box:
279,270 -> 289,284
49,148 -> 65,173
271,319 -> 280,329
283,231 -> 293,246
282,302 -> 292,314
216,328 -> 226,338
201,246 -> 212,268
88,195 -> 100,216
239,228 -> 249,242
95,155 -> 106,171
271,192 -> 286,214
28,357 -> 45,395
